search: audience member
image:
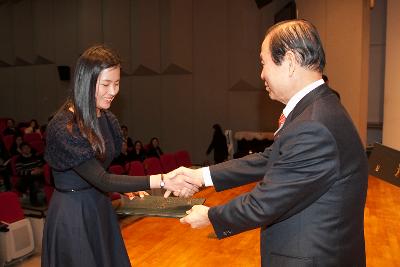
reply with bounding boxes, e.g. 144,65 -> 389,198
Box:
111,141 -> 132,166
15,142 -> 45,206
121,125 -> 134,152
131,140 -> 146,162
2,119 -> 18,136
9,134 -> 24,156
0,139 -> 11,191
24,119 -> 42,135
206,124 -> 228,164
146,137 -> 163,158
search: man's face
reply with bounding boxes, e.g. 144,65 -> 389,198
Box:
260,37 -> 291,104
21,145 -> 31,156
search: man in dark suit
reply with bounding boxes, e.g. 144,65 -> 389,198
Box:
175,19 -> 368,266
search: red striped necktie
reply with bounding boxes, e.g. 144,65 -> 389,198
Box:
278,113 -> 286,128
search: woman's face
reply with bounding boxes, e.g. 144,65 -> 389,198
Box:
95,66 -> 120,114
151,139 -> 159,147
135,142 -> 142,150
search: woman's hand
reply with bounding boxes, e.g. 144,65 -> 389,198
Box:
124,191 -> 150,200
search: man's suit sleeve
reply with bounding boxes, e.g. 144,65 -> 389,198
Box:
208,121 -> 339,239
209,147 -> 272,191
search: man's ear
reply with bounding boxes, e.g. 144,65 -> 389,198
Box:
285,51 -> 297,77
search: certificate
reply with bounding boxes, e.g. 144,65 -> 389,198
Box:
114,195 -> 206,218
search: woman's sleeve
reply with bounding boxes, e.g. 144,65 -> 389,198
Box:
73,158 -> 150,192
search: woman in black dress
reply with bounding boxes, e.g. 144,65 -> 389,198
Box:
42,45 -> 200,267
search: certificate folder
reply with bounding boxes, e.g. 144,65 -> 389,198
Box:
114,195 -> 206,218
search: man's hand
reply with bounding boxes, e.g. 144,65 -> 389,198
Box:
180,205 -> 211,228
164,167 -> 204,198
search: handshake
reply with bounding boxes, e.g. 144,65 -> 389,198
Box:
152,166 -> 211,228
162,166 -> 204,198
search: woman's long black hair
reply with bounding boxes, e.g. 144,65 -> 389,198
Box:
65,45 -> 121,158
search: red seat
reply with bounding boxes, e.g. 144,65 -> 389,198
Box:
2,134 -> 14,153
0,192 -> 25,223
0,118 -> 9,134
108,165 -> 125,175
160,153 -> 178,173
174,150 -> 192,167
23,132 -> 42,143
28,140 -> 45,155
143,157 -> 163,175
0,191 -> 35,263
108,165 -> 125,200
126,161 -> 146,176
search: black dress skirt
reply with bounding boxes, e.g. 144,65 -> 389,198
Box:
42,112 -> 142,267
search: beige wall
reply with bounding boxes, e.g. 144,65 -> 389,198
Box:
383,0 -> 400,150
296,0 -> 370,146
0,0 -> 290,163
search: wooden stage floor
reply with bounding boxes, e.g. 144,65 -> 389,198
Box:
121,176 -> 400,266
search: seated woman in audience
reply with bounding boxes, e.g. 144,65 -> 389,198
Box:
131,140 -> 146,162
24,119 -> 42,135
111,141 -> 132,166
146,137 -> 163,158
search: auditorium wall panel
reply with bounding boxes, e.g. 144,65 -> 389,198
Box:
160,0 -> 193,73
192,0 -> 229,161
0,0 -> 377,163
0,68 -> 15,118
111,76 -> 163,145
228,0 -> 261,90
103,0 -> 132,73
77,0 -> 103,52
131,0 -> 161,74
296,0 -> 370,145
13,67 -> 35,121
53,0 -> 78,66
160,75 -> 194,154
0,5 -> 14,65
33,0 -> 55,62
13,0 -> 35,64
383,0 -> 400,150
